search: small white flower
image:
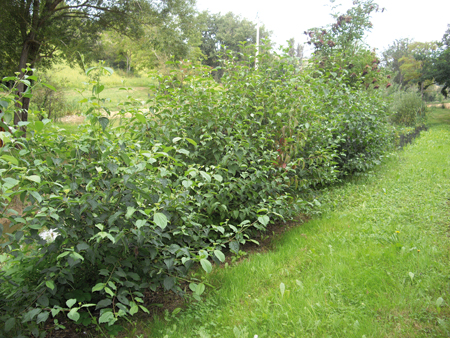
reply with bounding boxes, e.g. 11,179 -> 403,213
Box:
40,229 -> 59,242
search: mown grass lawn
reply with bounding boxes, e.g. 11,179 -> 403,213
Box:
121,108 -> 450,338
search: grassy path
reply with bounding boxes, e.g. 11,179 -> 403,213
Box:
140,110 -> 450,338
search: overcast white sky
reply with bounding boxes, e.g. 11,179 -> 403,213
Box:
195,0 -> 450,56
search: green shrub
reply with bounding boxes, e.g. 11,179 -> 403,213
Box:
389,91 -> 427,127
0,52 -> 393,336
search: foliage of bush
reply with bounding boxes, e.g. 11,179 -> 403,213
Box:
0,50 -> 392,337
389,91 -> 427,127
30,75 -> 75,121
305,0 -> 391,91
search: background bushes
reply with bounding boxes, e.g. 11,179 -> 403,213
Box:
389,90 -> 428,127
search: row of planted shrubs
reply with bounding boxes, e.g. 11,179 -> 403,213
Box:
0,51 -> 393,336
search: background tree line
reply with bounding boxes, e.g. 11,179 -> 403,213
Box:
1,0 -> 449,128
381,25 -> 450,99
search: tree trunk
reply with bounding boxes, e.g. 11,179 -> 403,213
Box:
14,41 -> 32,130
14,0 -> 40,133
126,54 -> 131,74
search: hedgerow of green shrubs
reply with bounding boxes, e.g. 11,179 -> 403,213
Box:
1,50 -> 392,337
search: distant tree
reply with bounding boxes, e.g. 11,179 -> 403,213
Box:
399,41 -> 437,95
287,38 -> 304,59
198,11 -> 272,76
381,38 -> 412,86
424,25 -> 450,97
0,0 -> 195,126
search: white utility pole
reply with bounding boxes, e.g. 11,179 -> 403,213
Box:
255,12 -> 260,70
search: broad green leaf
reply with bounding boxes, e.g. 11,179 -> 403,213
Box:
92,283 -> 105,292
3,177 -> 19,190
4,317 -> 15,332
94,84 -> 105,95
23,308 -> 41,322
46,280 -> 55,290
67,308 -> 80,322
182,179 -> 193,188
0,254 -> 9,263
199,171 -> 211,182
36,311 -> 49,324
135,219 -> 146,229
125,207 -> 136,219
195,283 -> 205,296
2,76 -> 16,81
139,305 -> 150,314
213,174 -> 223,182
102,67 -> 114,75
96,299 -> 112,310
56,251 -> 70,260
76,242 -> 89,251
120,153 -> 131,165
69,252 -> 84,261
129,302 -> 138,315
163,276 -> 175,290
108,210 -> 122,225
42,83 -> 56,91
189,283 -> 197,292
200,259 -> 212,273
1,155 -> 18,166
105,287 -> 115,297
437,297 -> 444,307
154,212 -> 168,229
229,241 -> 240,254
135,113 -> 146,123
14,230 -> 23,242
214,250 -> 225,262
98,311 -> 115,324
25,175 -> 41,183
99,117 -> 109,131
19,79 -> 31,87
186,138 -> 197,146
29,191 -> 43,203
66,299 -> 77,308
107,162 -> 118,175
177,148 -> 190,156
51,307 -> 61,317
37,295 -> 49,307
172,137 -> 182,143
0,132 -> 11,145
34,121 -> 44,132
258,215 -> 270,226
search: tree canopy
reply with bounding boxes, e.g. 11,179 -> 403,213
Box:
0,0 -> 196,124
429,25 -> 450,97
198,11 -> 272,73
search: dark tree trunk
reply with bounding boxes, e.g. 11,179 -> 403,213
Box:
14,42 -> 32,129
14,0 -> 41,133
